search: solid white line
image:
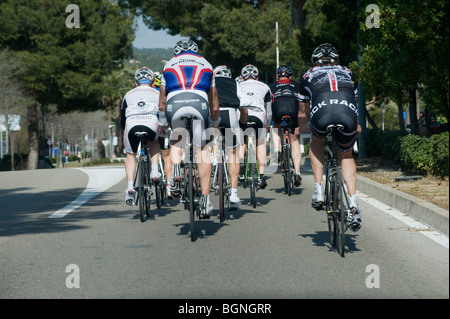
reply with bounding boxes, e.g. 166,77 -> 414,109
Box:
48,167 -> 125,218
357,191 -> 449,249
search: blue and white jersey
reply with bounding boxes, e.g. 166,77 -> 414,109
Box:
163,51 -> 213,101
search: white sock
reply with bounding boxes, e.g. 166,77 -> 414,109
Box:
127,180 -> 134,193
151,166 -> 159,175
230,188 -> 238,197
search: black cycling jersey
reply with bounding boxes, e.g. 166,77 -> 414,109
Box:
269,78 -> 301,126
299,65 -> 357,103
214,77 -> 241,108
299,64 -> 359,152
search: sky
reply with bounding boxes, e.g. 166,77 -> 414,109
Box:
133,16 -> 184,49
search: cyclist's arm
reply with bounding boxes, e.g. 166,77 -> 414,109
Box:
120,98 -> 127,131
208,87 -> 220,122
159,85 -> 167,113
298,101 -> 310,134
239,107 -> 248,125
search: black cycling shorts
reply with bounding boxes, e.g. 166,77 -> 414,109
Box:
309,91 -> 358,152
272,98 -> 299,134
240,115 -> 266,142
127,125 -> 157,154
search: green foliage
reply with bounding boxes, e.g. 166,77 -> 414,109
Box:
135,0 -> 304,80
367,129 -> 449,178
399,132 -> 449,179
366,128 -> 407,161
358,0 -> 449,120
0,0 -> 135,112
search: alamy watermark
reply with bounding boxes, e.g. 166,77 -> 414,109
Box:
365,264 -> 380,288
66,4 -> 80,28
66,264 -> 80,288
366,4 -> 380,29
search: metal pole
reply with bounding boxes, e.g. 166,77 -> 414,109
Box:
276,22 -> 279,70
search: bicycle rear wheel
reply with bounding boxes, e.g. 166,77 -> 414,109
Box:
218,161 -> 225,222
335,174 -> 346,257
154,179 -> 161,209
138,156 -> 149,222
188,161 -> 195,241
250,162 -> 256,208
326,171 -> 337,247
285,146 -> 292,196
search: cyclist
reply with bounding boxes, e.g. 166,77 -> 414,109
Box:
121,67 -> 161,205
298,43 -> 362,231
158,39 -> 220,217
152,72 -> 174,199
210,65 -> 248,209
238,64 -> 273,189
269,64 -> 303,187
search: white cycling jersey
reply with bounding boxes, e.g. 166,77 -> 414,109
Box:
238,78 -> 273,124
121,85 -> 159,119
120,84 -> 160,154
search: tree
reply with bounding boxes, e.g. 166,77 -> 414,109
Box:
356,0 -> 449,133
0,49 -> 32,170
0,0 -> 135,168
124,0 -> 306,80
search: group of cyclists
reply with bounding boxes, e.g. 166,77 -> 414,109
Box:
120,39 -> 362,232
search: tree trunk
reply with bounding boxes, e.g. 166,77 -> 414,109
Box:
366,108 -> 378,129
408,89 -> 420,135
397,101 -> 406,132
27,103 -> 39,170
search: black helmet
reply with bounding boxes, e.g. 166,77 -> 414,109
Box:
276,65 -> 293,78
174,39 -> 198,55
311,43 -> 339,65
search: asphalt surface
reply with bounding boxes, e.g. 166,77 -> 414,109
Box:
0,163 -> 448,300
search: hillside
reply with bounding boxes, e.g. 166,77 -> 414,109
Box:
128,47 -> 173,73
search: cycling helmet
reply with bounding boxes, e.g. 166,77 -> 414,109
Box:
235,75 -> 243,84
276,65 -> 293,78
311,43 -> 339,65
213,65 -> 232,78
153,72 -> 162,87
173,39 -> 198,55
135,67 -> 155,85
241,64 -> 259,80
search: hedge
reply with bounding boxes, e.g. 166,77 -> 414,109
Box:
365,129 -> 449,179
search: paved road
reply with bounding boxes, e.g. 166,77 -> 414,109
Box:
0,165 -> 448,300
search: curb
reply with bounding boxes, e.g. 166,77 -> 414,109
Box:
302,157 -> 449,235
356,175 -> 449,235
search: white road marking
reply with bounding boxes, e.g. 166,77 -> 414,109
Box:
358,191 -> 449,249
48,167 -> 125,218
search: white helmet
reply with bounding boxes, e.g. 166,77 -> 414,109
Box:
213,65 -> 232,78
241,64 -> 258,80
135,67 -> 155,85
173,39 -> 198,55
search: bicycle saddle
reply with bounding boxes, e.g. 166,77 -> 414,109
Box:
326,124 -> 344,132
